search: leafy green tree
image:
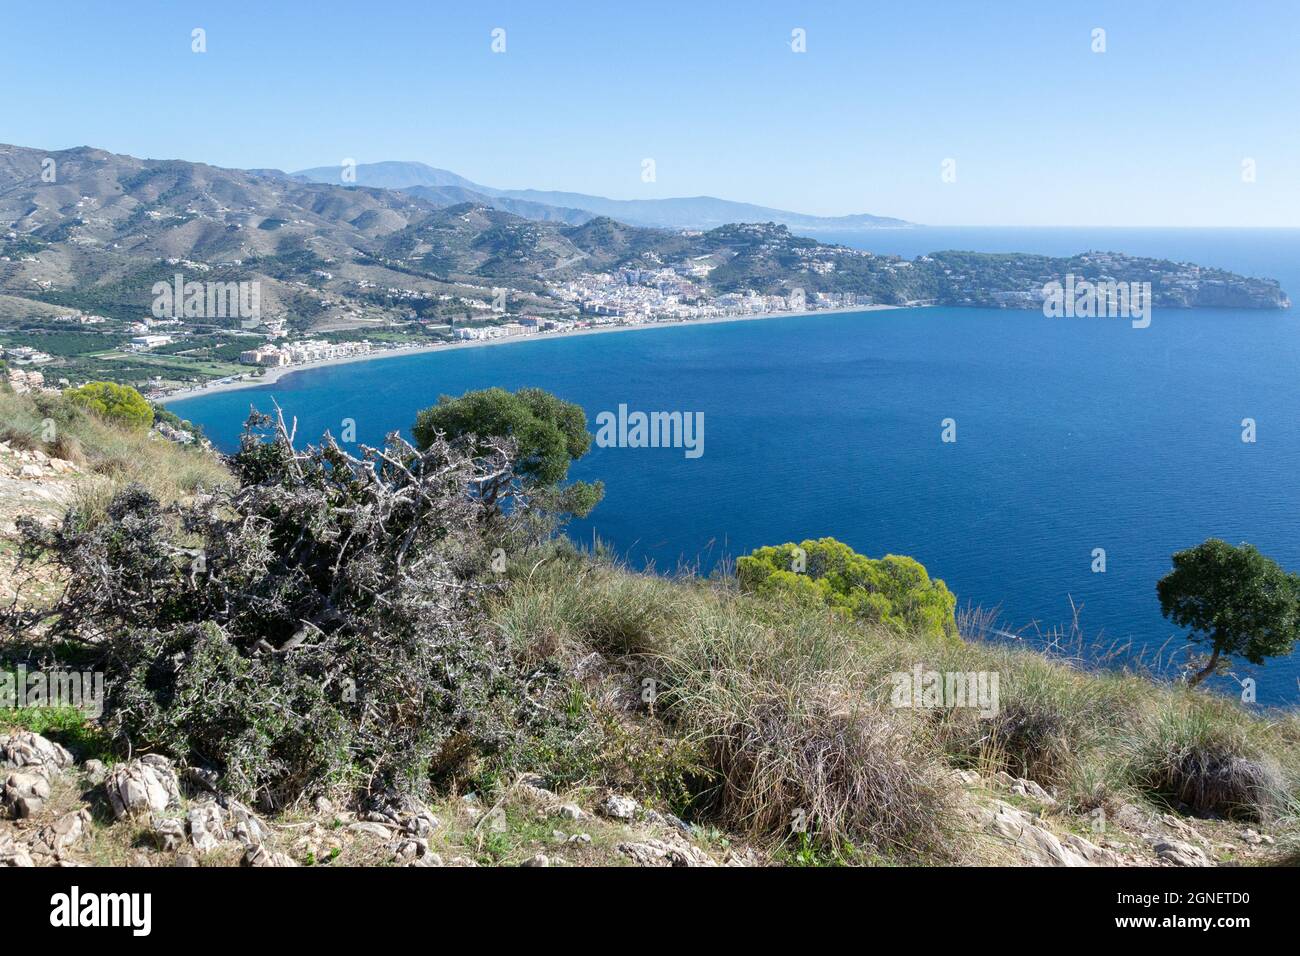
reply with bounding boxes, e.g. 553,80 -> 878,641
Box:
736,537 -> 958,641
1157,538 -> 1300,686
63,381 -> 153,431
413,387 -> 603,518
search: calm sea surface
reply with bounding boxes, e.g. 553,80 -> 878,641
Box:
169,228 -> 1300,704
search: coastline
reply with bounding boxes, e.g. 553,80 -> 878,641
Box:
163,303 -> 904,403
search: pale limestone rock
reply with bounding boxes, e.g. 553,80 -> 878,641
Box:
0,835 -> 34,867
225,799 -> 265,845
105,755 -> 180,819
348,821 -> 393,840
724,847 -> 761,867
396,838 -> 429,861
152,816 -> 185,852
1009,778 -> 1057,806
1063,832 -> 1124,866
0,731 -> 74,773
970,799 -> 1089,866
27,807 -> 92,859
554,803 -> 585,821
243,843 -> 298,867
3,769 -> 52,818
187,801 -> 227,853
598,793 -> 640,821
1153,839 -> 1211,867
617,838 -> 715,867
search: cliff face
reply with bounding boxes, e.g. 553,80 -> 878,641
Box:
1173,283 -> 1290,310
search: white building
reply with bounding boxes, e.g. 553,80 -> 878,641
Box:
130,335 -> 173,350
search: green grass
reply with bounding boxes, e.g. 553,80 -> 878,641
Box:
96,351 -> 247,378
0,706 -> 113,762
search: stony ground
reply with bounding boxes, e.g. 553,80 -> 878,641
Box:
1,727 -> 1288,868
0,731 -> 762,868
949,769 -> 1283,868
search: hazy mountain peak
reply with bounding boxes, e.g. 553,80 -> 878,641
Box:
292,160 -> 913,232
294,160 -> 486,193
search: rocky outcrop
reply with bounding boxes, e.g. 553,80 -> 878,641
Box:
0,833 -> 35,867
967,799 -> 1102,866
992,770 -> 1058,807
0,443 -> 78,482
0,727 -> 1269,868
30,808 -> 91,859
617,837 -> 715,867
243,844 -> 298,867
360,791 -> 441,839
598,793 -> 640,822
105,755 -> 181,819
0,730 -> 74,773
1152,838 -> 1210,867
955,770 -> 1155,867
1,731 -> 74,820
2,770 -> 52,819
186,801 -> 227,853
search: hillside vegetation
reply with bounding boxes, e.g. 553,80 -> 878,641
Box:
2,387 -> 1298,867
491,546 -> 1300,857
0,383 -> 229,511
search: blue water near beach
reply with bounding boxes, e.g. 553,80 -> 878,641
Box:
168,228 -> 1300,705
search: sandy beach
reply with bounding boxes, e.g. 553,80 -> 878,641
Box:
163,303 -> 904,403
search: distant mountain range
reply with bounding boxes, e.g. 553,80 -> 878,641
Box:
291,160 -> 912,232
0,143 -> 1286,345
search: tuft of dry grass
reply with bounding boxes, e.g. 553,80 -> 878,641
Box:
685,675 -> 960,859
1129,701 -> 1287,822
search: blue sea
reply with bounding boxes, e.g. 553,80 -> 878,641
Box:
168,227 -> 1300,706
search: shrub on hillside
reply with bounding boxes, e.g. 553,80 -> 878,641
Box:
413,387 -> 604,528
492,552 -> 961,857
63,381 -> 153,431
18,408 -> 576,808
737,537 -> 958,641
1131,704 -> 1284,822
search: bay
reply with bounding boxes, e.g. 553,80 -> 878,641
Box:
169,227 -> 1300,705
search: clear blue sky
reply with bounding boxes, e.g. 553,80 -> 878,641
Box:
4,0 -> 1298,226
